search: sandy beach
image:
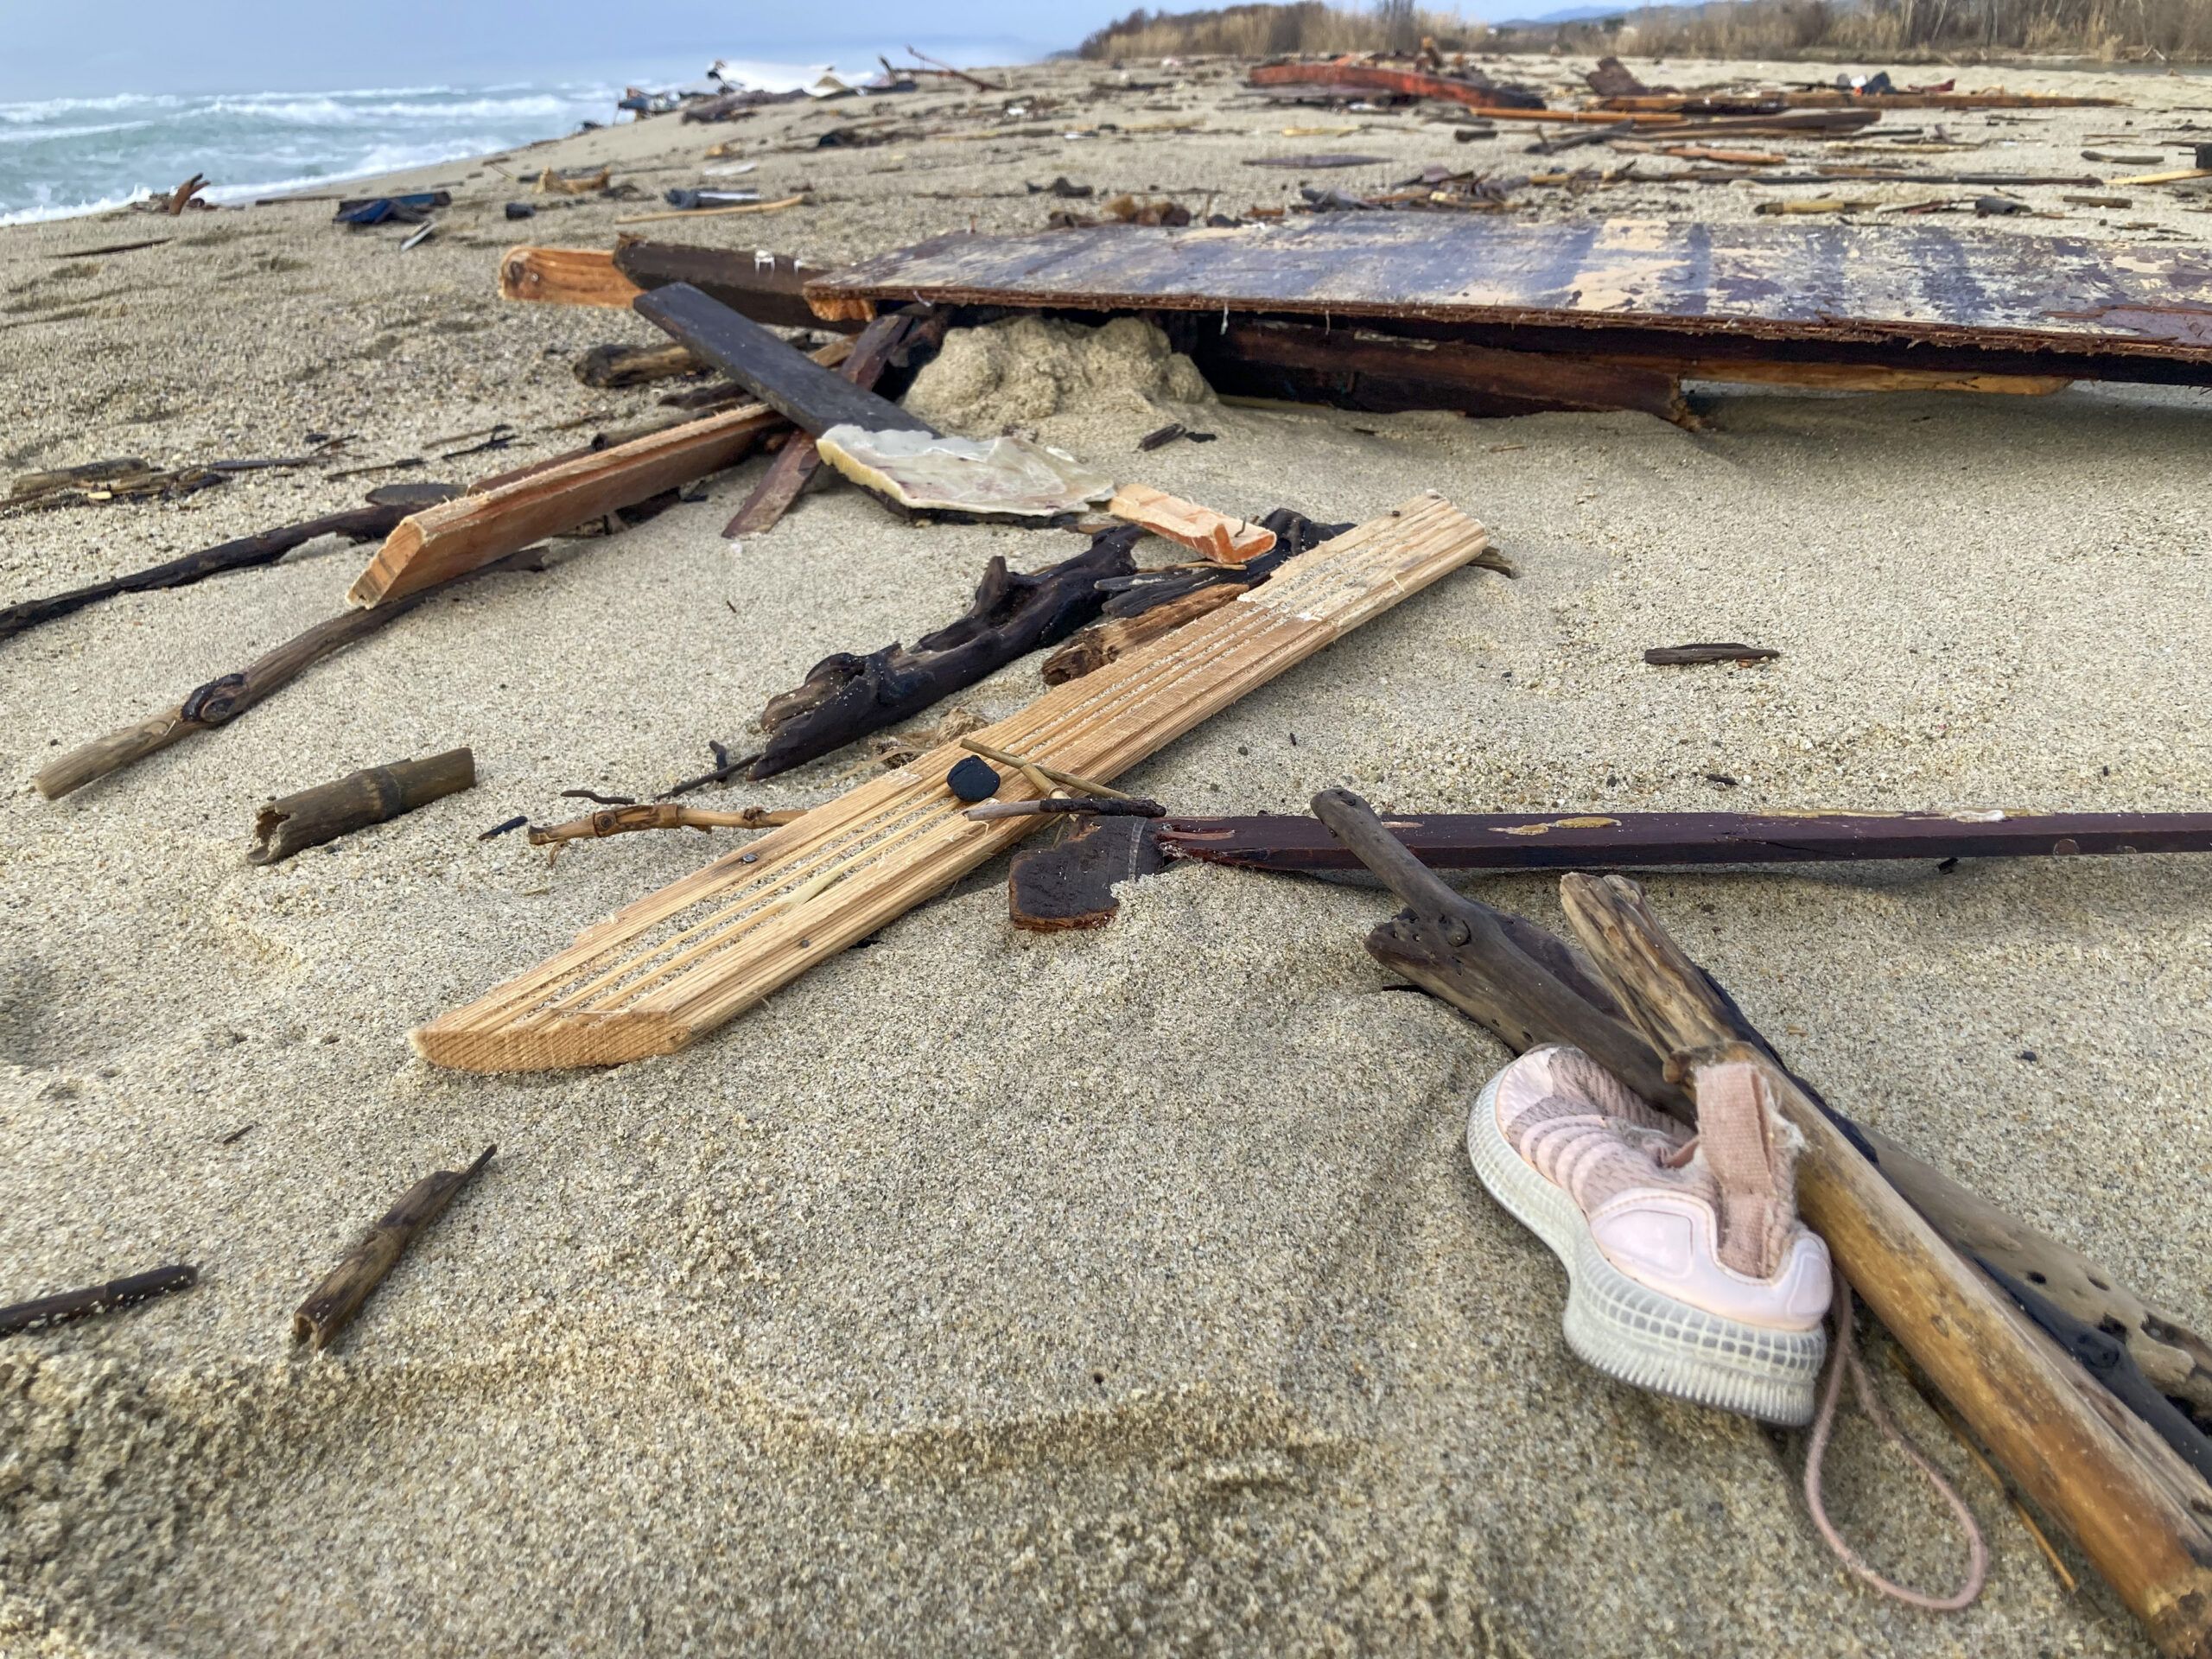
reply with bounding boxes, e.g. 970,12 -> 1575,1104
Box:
3,52 -> 2210,1656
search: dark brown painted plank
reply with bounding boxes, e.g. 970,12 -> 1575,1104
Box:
804,221 -> 2212,382
1159,810 -> 2212,871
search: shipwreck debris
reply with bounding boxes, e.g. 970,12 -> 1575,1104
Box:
1008,814 -> 1169,930
250,748 -> 476,864
293,1146 -> 495,1351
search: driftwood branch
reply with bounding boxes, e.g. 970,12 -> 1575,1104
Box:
525,802 -> 804,844
250,748 -> 475,863
1553,870 -> 2212,1656
34,548 -> 543,801
0,1264 -> 197,1338
293,1145 -> 495,1351
747,530 -> 1140,780
0,499 -> 447,643
574,340 -> 704,387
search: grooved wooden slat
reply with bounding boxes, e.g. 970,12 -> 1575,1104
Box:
414,492 -> 1490,1071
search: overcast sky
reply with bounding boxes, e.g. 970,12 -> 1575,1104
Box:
1,1 -> 1140,100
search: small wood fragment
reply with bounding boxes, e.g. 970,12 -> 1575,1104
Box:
574,341 -> 704,388
1644,642 -> 1781,665
250,748 -> 476,864
1009,816 -> 1168,930
0,1265 -> 198,1338
1043,584 -> 1242,684
293,1146 -> 495,1351
1108,483 -> 1277,563
527,803 -> 804,844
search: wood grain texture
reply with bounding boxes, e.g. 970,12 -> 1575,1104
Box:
1554,873 -> 2212,1659
1107,484 -> 1277,562
346,402 -> 776,606
498,245 -> 643,308
413,493 -> 1491,1071
805,219 -> 2212,381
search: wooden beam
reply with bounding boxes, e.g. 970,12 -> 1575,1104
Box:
1554,872 -> 2212,1657
498,245 -> 643,308
634,283 -> 935,437
613,240 -> 859,332
412,492 -> 1492,1071
346,401 -> 776,607
1158,809 -> 2212,870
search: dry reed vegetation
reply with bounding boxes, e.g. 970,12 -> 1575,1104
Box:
1076,0 -> 2212,60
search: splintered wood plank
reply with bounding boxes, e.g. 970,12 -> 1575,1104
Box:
415,492 -> 1490,1071
498,246 -> 643,308
347,402 -> 777,607
804,219 -> 2212,380
1109,484 -> 1276,563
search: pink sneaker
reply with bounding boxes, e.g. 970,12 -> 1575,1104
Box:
1468,1046 -> 1833,1424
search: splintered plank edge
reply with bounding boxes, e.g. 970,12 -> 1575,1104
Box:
412,491 -> 1491,1071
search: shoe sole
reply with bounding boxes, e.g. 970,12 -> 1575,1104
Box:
1467,1069 -> 1827,1426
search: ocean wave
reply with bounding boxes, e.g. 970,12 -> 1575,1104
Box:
0,120 -> 157,147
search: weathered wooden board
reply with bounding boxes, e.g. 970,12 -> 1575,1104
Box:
1160,809 -> 2212,870
805,219 -> 2212,381
413,493 -> 1491,1071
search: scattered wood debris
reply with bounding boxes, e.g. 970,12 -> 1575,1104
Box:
1,1265 -> 198,1338
250,748 -> 476,864
527,803 -> 804,846
293,1146 -> 495,1351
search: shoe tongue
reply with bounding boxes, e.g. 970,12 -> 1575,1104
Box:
1697,1063 -> 1786,1278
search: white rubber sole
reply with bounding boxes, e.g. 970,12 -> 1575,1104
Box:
1467,1070 -> 1827,1427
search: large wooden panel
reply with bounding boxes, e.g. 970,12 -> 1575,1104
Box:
804,219 -> 2212,380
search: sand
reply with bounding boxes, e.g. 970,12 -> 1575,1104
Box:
2,51 -> 2209,1658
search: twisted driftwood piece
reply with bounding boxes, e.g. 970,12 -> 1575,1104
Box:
33,548 -> 543,801
747,529 -> 1140,780
1308,787 -> 2212,1655
250,748 -> 476,864
293,1146 -> 495,1351
526,802 -> 804,845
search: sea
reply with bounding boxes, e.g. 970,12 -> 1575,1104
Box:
0,54 -> 1017,226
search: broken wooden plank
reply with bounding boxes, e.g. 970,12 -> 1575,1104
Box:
250,748 -> 475,864
636,283 -> 936,436
293,1146 -> 495,1350
1,1264 -> 197,1338
610,241 -> 859,332
1108,484 -> 1276,563
1662,360 -> 2073,395
412,492 -> 1492,1071
1009,816 -> 1167,930
804,220 -> 2212,385
1159,808 -> 2212,871
723,310 -> 922,537
1042,584 -> 1241,685
499,245 -> 644,307
0,493 -> 454,643
35,550 -> 541,801
747,527 -> 1139,779
347,401 -> 776,607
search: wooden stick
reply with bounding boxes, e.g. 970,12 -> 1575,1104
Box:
573,340 -> 704,388
958,738 -> 1135,801
293,1146 -> 494,1351
34,550 -> 540,801
414,493 -> 1492,1071
614,194 -> 806,226
0,500 -> 423,643
526,802 -> 804,844
250,748 -> 475,864
0,1265 -> 197,1337
346,401 -> 778,607
1552,871 -> 2212,1656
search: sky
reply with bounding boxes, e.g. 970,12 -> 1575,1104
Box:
0,1 -> 1149,101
